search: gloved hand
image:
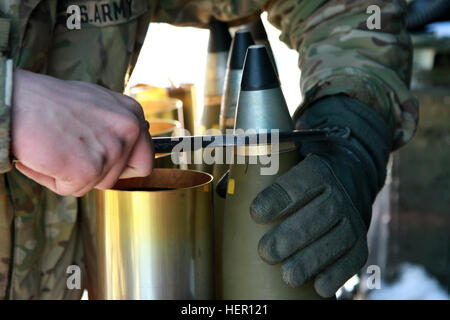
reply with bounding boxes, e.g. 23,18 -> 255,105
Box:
250,94 -> 392,298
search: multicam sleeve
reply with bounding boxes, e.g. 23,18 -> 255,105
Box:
0,18 -> 12,173
267,0 -> 418,149
153,0 -> 418,149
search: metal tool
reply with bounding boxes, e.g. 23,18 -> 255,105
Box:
152,128 -> 336,154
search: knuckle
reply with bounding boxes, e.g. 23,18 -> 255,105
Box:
83,158 -> 104,182
122,95 -> 144,114
108,138 -> 125,161
120,114 -> 141,141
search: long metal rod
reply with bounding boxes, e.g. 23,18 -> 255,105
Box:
152,128 -> 338,154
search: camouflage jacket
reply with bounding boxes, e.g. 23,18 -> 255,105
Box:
0,0 -> 418,299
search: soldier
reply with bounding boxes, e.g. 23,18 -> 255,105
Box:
0,0 -> 418,299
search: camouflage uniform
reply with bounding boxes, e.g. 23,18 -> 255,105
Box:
0,0 -> 418,299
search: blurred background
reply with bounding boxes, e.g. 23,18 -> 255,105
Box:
127,13 -> 301,118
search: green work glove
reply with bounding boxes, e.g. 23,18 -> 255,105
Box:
250,94 -> 392,298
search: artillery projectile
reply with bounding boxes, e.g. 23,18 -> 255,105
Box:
199,19 -> 232,174
219,28 -> 255,132
245,18 -> 278,73
200,19 -> 231,135
221,45 -> 321,299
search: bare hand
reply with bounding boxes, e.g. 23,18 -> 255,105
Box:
11,69 -> 154,197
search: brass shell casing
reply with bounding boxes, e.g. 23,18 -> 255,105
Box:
95,169 -> 214,300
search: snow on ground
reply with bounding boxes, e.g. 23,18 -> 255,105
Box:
368,263 -> 449,300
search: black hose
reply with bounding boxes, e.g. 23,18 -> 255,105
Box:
407,0 -> 450,30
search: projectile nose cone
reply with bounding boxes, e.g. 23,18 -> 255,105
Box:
241,45 -> 279,91
235,45 -> 293,132
228,29 -> 255,70
246,18 -> 268,42
208,20 -> 232,53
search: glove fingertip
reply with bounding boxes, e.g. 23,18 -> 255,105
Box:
257,234 -> 280,265
314,279 -> 338,298
281,262 -> 308,288
250,183 -> 292,224
250,195 -> 270,224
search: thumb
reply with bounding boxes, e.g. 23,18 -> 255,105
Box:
119,131 -> 154,179
15,162 -> 57,192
